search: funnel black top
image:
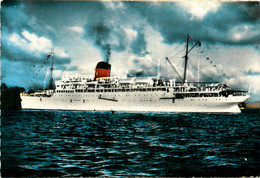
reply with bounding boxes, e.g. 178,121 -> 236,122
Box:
96,61 -> 111,70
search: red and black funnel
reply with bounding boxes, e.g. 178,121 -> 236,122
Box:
94,61 -> 111,80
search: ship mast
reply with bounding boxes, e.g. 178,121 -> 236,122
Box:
182,35 -> 201,84
48,49 -> 55,90
183,35 -> 189,83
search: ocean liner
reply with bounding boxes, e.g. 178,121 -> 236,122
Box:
21,35 -> 250,113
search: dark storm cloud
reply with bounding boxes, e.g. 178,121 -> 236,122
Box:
2,1 -> 150,64
1,2 -> 29,33
1,0 -> 72,83
1,39 -> 70,66
124,2 -> 260,45
26,1 -> 129,63
3,1 -> 259,62
124,2 -> 189,43
237,2 -> 260,20
1,2 -> 57,43
2,44 -> 39,64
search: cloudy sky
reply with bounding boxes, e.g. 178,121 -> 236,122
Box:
1,1 -> 260,102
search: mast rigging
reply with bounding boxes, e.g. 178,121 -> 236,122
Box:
183,34 -> 201,83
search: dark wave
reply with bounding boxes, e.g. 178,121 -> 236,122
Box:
1,110 -> 259,176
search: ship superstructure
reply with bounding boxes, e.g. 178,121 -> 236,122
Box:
20,36 -> 250,113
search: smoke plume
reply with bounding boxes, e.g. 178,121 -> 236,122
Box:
85,23 -> 112,63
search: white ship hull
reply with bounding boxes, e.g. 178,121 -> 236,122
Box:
21,91 -> 250,113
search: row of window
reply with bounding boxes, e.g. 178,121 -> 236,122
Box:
56,88 -> 168,93
176,93 -> 223,98
40,97 -> 228,104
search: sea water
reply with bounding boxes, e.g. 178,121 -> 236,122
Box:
1,110 -> 259,176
